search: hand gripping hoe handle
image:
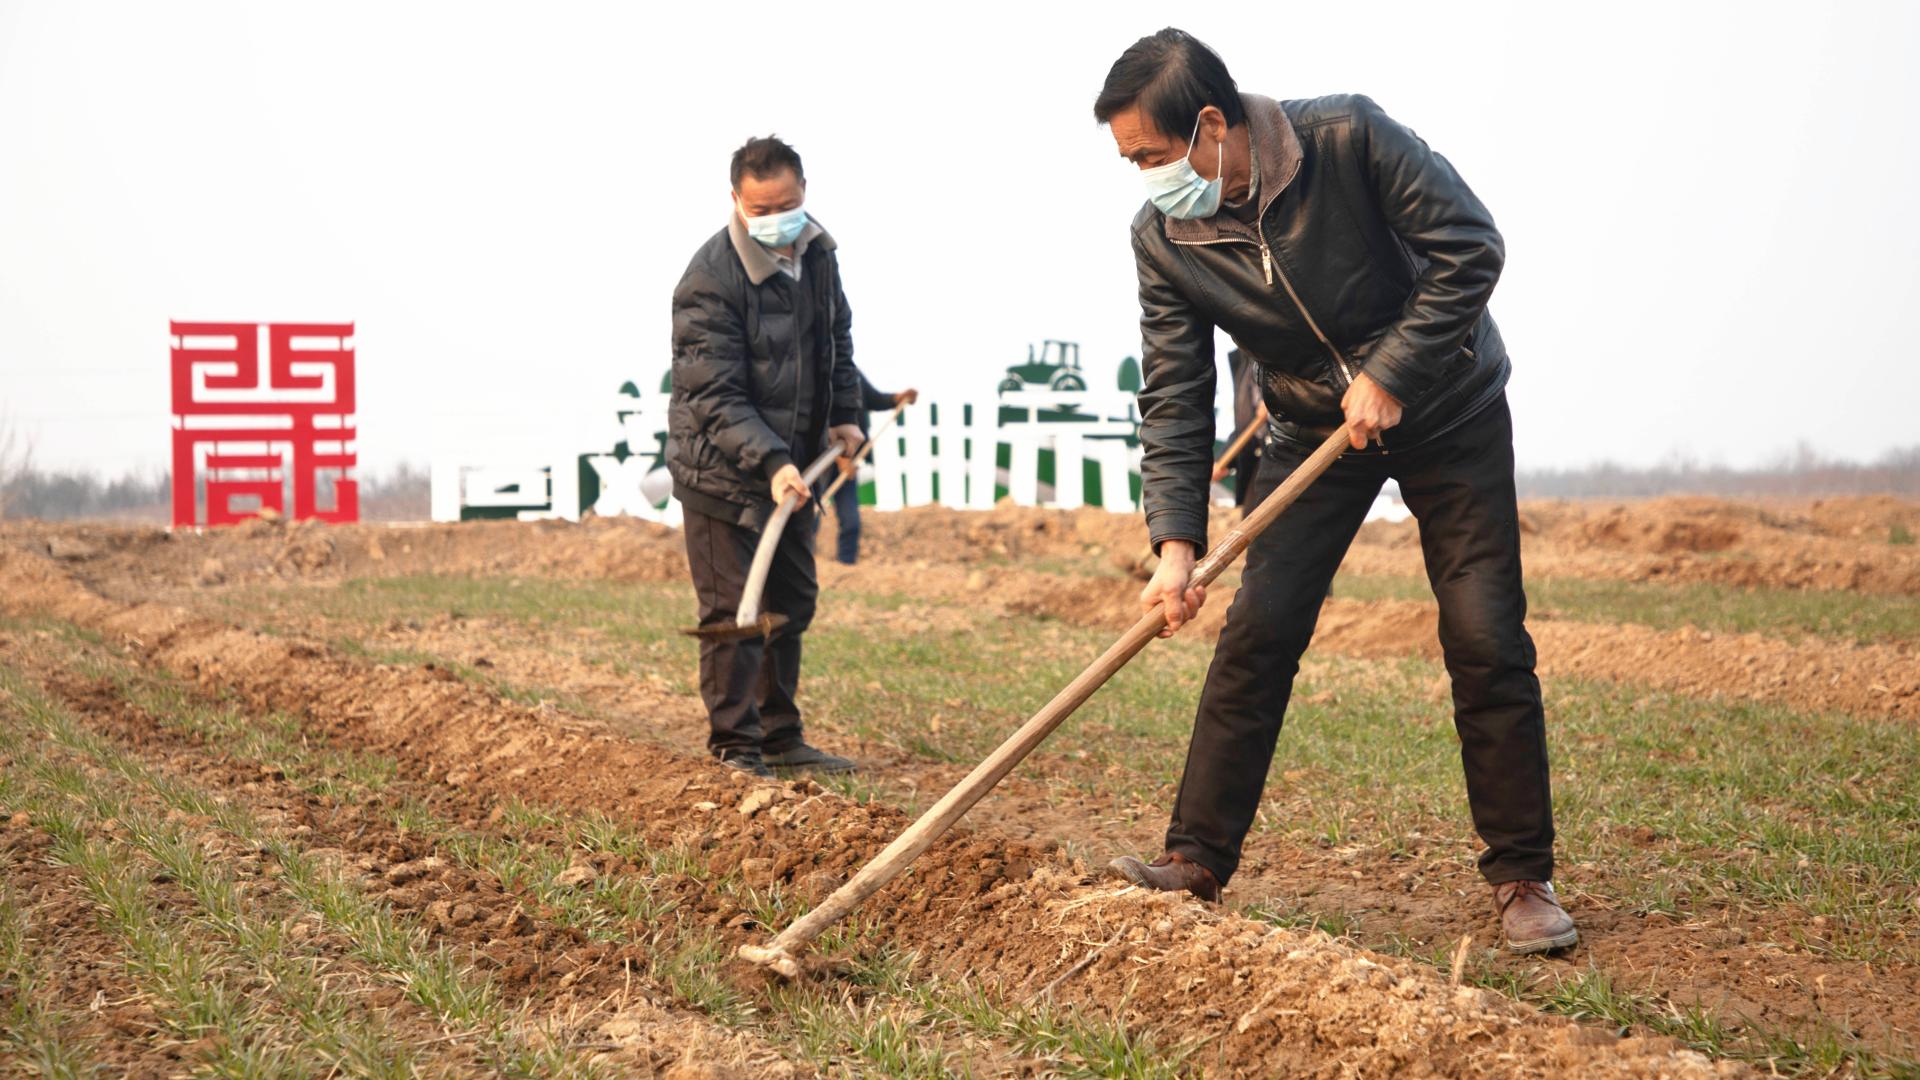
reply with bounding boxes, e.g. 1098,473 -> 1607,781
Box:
740,424 -> 1353,976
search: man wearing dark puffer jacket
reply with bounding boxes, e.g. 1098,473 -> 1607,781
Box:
1095,29 -> 1576,955
667,135 -> 863,780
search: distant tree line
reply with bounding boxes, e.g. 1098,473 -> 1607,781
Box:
1516,443 -> 1920,499
2,413 -> 1916,521
0,455 -> 432,523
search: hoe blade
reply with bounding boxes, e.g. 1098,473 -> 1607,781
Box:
681,612 -> 789,643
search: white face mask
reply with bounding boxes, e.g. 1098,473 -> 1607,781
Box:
1139,113 -> 1223,220
739,202 -> 809,248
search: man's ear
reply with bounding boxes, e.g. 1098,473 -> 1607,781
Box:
1198,104 -> 1229,144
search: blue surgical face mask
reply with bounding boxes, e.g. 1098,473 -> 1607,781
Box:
740,202 -> 809,248
1139,114 -> 1223,221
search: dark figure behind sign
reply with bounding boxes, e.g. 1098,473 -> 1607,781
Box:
828,373 -> 917,565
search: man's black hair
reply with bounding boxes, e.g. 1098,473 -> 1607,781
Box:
730,135 -> 805,190
1093,28 -> 1245,138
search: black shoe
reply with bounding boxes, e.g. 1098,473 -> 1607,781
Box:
762,743 -> 857,774
718,751 -> 773,778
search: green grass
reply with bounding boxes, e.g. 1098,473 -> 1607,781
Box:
0,871 -> 103,1078
26,632 -> 1208,1079
2,775 -> 390,1078
0,657 -> 612,1078
201,572 -> 1920,1075
1331,570 -> 1920,645
1241,900 -> 1357,940
221,573 -> 1920,966
1406,944 -> 1917,1080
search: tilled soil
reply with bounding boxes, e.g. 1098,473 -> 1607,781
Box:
1006,581 -> 1920,720
0,828 -> 191,1078
12,498 -> 1916,723
188,586 -> 1920,1065
1,639 -> 805,1077
0,539 -> 1752,1076
12,494 -> 1920,602
6,500 -> 1919,1074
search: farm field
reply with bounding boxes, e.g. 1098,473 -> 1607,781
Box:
2,495 -> 1916,1077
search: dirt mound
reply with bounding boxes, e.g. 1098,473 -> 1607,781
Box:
1576,505 -> 1744,555
1346,497 -> 1920,596
0,542 -> 1750,1077
1311,601 -> 1441,660
1010,576 -> 1919,721
12,491 -> 1917,606
9,505 -> 1914,723
0,516 -> 691,601
1803,495 -> 1920,541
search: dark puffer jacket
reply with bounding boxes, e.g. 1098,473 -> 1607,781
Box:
1131,93 -> 1510,554
668,214 -> 860,526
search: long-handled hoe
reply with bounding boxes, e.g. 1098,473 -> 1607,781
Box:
682,445 -> 845,644
1211,403 -> 1269,483
740,424 -> 1353,976
820,402 -> 907,507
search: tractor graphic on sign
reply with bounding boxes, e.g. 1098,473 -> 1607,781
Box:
998,340 -> 1088,393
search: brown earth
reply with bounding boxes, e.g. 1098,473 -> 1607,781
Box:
0,825 -> 192,1078
1007,583 -> 1919,721
2,639 -> 801,1078
147,554 -> 1920,1067
11,494 -> 1920,600
4,499 -> 1919,1072
0,534 -> 1756,1077
9,496 -> 1916,726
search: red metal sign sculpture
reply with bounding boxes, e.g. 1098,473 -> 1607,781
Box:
170,321 -> 357,527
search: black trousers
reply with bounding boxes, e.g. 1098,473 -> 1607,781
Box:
1166,395 -> 1554,886
1231,443 -> 1262,508
682,504 -> 819,758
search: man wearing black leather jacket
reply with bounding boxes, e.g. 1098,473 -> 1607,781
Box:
1096,29 -> 1576,955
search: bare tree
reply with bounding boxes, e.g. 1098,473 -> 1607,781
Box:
0,409 -> 34,519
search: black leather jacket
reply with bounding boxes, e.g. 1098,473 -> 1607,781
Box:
1131,93 -> 1510,554
668,214 -> 860,526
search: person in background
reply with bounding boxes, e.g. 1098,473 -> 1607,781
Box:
1220,348 -> 1264,508
828,374 -> 918,565
666,134 -> 862,779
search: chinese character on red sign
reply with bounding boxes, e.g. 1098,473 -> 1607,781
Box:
169,321 -> 357,528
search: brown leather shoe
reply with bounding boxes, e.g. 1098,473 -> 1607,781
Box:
1107,852 -> 1220,903
1493,880 -> 1578,954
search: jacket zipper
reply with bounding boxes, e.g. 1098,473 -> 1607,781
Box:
1173,230 -> 1357,390
781,287 -> 802,451
1256,225 -> 1355,390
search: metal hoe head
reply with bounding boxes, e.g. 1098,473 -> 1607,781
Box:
682,612 -> 789,643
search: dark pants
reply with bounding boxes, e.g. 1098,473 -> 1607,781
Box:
1231,443 -> 1261,508
1166,395 -> 1553,887
831,478 -> 861,565
682,504 -> 819,758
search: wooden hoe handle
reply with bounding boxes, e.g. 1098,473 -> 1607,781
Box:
820,403 -> 909,505
737,446 -> 844,627
739,424 -> 1353,976
1211,404 -> 1269,482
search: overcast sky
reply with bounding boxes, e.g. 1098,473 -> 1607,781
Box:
2,0 -> 1916,477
